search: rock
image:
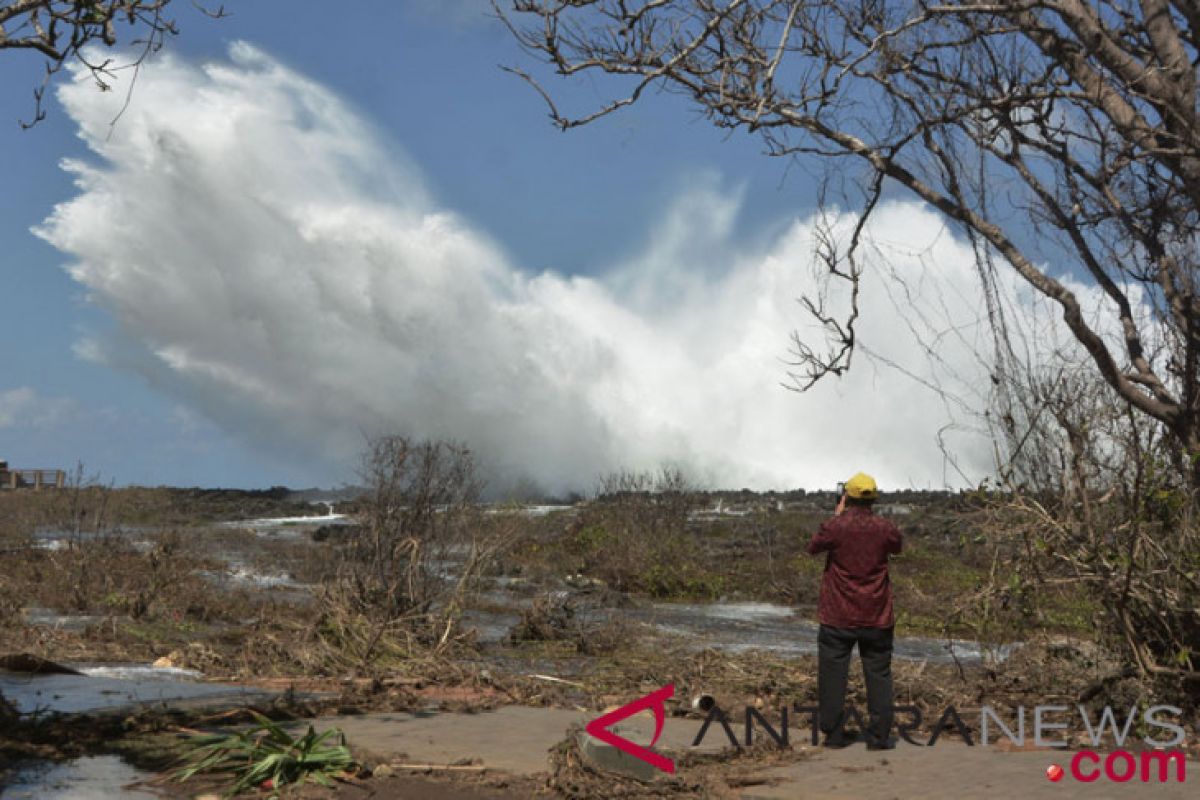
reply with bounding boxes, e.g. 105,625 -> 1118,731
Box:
564,574 -> 609,591
576,729 -> 667,783
372,764 -> 395,778
312,523 -> 360,543
0,692 -> 17,720
0,653 -> 82,675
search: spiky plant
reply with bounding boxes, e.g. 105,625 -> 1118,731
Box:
176,711 -> 354,797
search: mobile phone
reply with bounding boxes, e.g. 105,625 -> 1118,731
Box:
836,481 -> 846,496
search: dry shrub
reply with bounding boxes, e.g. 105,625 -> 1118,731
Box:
565,467 -> 710,597
508,591 -> 632,655
0,582 -> 21,629
0,473 -> 314,543
509,592 -> 578,643
38,532 -> 222,623
0,467 -> 235,624
576,618 -> 634,657
0,690 -> 15,722
317,437 -> 517,671
974,366 -> 1200,698
5,530 -> 219,623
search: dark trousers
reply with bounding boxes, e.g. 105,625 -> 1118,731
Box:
817,624 -> 894,744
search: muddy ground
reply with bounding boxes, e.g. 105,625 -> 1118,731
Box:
0,486 -> 1173,797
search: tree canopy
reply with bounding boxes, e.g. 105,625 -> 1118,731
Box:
502,0 -> 1200,486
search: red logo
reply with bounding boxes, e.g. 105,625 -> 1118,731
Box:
585,684 -> 676,774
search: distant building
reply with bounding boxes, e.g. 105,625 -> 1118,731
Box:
0,460 -> 66,490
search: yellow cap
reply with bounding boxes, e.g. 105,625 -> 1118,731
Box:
845,472 -> 878,500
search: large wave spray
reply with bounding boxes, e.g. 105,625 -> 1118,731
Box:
38,43 -> 1065,492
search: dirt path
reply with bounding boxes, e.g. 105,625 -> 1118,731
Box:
317,706 -> 1195,799
326,707 -> 592,776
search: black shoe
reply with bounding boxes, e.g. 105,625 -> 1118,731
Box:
823,732 -> 855,749
867,736 -> 897,751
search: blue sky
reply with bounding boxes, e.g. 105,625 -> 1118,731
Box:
0,1 -> 1021,492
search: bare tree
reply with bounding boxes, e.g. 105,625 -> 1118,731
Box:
499,0 -> 1200,488
571,466 -> 703,594
0,0 -> 225,127
324,436 -> 513,667
971,348 -> 1200,679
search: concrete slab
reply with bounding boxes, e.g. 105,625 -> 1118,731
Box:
320,705 -> 733,776
317,706 -> 1196,798
576,728 -> 666,782
320,706 -> 589,775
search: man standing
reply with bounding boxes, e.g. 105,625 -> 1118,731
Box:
806,472 -> 902,749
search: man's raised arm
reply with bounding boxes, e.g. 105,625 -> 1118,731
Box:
807,520 -> 835,555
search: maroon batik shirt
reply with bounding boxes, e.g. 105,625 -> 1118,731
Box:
806,506 -> 903,629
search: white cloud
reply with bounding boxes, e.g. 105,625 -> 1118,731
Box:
0,387 -> 74,431
33,44 -> 1127,493
0,387 -> 38,429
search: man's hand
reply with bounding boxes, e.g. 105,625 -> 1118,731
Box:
835,493 -> 846,516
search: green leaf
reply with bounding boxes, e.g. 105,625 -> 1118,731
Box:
176,719 -> 355,795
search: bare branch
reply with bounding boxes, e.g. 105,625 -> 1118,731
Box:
1,1 -> 218,128
501,0 -> 1200,485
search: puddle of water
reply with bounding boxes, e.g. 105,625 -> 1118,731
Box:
226,510 -> 347,528
672,601 -> 796,621
31,528 -> 150,546
513,505 -> 573,517
462,609 -> 522,644
77,665 -> 202,681
464,587 -> 1016,666
626,601 -> 1017,664
1,756 -> 160,799
199,565 -> 315,604
220,506 -> 351,542
22,608 -> 105,633
228,567 -> 299,588
223,561 -> 304,589
0,663 -> 265,715
34,538 -> 156,554
488,575 -> 536,591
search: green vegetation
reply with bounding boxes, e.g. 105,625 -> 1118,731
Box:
638,561 -> 727,601
176,712 -> 354,797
